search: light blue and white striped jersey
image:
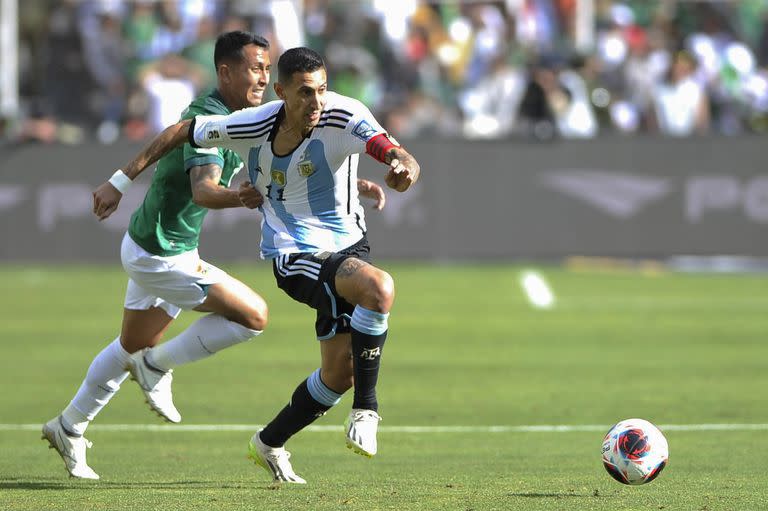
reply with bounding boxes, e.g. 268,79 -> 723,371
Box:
190,91 -> 386,259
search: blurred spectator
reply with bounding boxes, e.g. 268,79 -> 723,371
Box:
123,0 -> 162,82
517,55 -> 572,140
459,51 -> 526,139
758,11 -> 768,67
622,24 -> 669,131
139,53 -> 200,135
557,57 -> 598,138
229,0 -> 304,53
515,50 -> 598,140
462,3 -> 508,87
6,0 -> 768,144
386,91 -> 461,138
181,15 -> 218,92
80,1 -> 127,144
15,0 -> 88,144
649,50 -> 710,137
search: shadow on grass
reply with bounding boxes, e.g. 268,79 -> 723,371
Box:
507,492 -> 598,499
0,479 -> 271,491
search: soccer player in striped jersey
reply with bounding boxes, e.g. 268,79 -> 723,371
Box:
43,32 -> 386,481
97,47 -> 420,484
186,47 -> 421,483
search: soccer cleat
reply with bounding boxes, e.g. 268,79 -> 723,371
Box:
247,431 -> 307,484
345,408 -> 381,457
41,416 -> 100,480
128,349 -> 181,423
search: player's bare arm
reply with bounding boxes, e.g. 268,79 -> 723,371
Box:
383,146 -> 420,193
357,179 -> 386,210
189,163 -> 245,209
93,119 -> 193,220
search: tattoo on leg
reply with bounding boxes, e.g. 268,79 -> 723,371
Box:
337,258 -> 366,278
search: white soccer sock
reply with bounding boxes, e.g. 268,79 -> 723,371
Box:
146,314 -> 260,371
62,337 -> 131,436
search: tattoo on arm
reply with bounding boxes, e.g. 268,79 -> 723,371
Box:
190,164 -> 223,190
387,147 -> 416,167
337,257 -> 367,278
123,119 -> 192,179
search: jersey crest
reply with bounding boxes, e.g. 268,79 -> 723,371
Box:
297,147 -> 315,177
270,169 -> 286,186
298,160 -> 315,177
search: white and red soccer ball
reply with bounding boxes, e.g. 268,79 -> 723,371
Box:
602,418 -> 669,485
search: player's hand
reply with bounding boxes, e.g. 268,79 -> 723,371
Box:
239,181 -> 264,209
384,158 -> 419,192
357,179 -> 386,210
92,181 -> 123,221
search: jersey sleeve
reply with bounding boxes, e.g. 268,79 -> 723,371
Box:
340,98 -> 387,156
182,144 -> 225,173
189,106 -> 271,149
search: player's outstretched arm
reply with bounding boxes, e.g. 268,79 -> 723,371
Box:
383,146 -> 420,193
92,119 -> 192,220
357,179 -> 386,210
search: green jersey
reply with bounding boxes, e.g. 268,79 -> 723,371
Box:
128,89 -> 243,256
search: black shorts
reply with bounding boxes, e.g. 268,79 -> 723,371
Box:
272,236 -> 371,340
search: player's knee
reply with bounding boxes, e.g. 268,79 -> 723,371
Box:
234,298 -> 268,332
247,302 -> 269,331
119,334 -> 152,354
366,270 -> 395,313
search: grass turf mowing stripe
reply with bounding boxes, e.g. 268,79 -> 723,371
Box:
3,423 -> 768,432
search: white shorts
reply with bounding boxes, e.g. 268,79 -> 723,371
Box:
121,233 -> 228,318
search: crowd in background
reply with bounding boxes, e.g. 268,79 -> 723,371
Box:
5,0 -> 768,144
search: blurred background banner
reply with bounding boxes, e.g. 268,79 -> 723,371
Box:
1,136 -> 765,261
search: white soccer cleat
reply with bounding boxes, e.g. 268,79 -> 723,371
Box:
345,408 -> 381,457
247,431 -> 307,484
41,416 -> 100,480
128,349 -> 181,423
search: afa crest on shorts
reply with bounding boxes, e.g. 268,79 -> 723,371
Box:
271,169 -> 286,186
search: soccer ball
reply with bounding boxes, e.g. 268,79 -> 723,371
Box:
601,418 -> 669,485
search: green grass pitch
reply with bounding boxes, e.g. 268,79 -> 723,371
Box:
1,263 -> 766,511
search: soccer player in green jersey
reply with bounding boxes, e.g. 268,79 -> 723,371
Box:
42,31 -> 386,480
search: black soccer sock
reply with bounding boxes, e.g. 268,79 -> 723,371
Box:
350,306 -> 389,411
259,370 -> 341,448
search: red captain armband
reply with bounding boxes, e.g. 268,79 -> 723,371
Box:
365,133 -> 400,163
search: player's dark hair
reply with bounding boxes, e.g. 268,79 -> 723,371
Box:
277,47 -> 325,84
214,31 -> 269,68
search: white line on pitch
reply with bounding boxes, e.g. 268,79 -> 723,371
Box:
2,423 -> 767,432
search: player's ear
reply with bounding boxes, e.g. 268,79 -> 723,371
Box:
274,82 -> 285,100
217,64 -> 231,85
